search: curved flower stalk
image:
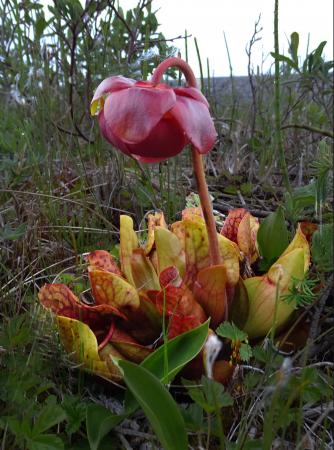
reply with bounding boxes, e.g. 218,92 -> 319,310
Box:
38,207 -> 311,382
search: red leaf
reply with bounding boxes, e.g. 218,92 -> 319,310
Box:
155,284 -> 207,326
167,313 -> 202,339
193,265 -> 227,328
159,266 -> 182,288
220,208 -> 248,243
299,221 -> 318,243
38,284 -> 126,330
86,250 -> 122,275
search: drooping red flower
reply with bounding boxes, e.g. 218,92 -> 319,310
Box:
91,73 -> 217,163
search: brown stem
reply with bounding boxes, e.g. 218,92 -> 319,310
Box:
151,57 -> 197,87
191,147 -> 221,265
151,57 -> 221,265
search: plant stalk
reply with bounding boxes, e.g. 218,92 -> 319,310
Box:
151,57 -> 221,266
191,147 -> 221,265
274,0 -> 292,194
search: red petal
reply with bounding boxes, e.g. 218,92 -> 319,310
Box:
170,96 -> 217,153
92,76 -> 135,101
104,86 -> 176,144
173,86 -> 209,107
98,111 -> 132,156
125,114 -> 187,160
132,155 -> 168,163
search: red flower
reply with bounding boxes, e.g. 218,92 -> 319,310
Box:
91,76 -> 217,163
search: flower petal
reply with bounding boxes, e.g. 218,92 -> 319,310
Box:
98,111 -> 132,156
124,114 -> 187,160
91,76 -> 135,115
132,154 -> 172,163
170,95 -> 217,153
174,86 -> 209,107
104,85 -> 176,144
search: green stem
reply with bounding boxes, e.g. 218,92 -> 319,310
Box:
274,0 -> 291,194
151,57 -> 221,266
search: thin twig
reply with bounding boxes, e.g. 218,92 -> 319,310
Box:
281,124 -> 334,138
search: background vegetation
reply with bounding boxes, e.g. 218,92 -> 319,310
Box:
0,0 -> 333,448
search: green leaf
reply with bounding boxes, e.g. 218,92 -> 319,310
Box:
119,360 -> 188,450
124,320 -> 209,412
311,224 -> 334,272
183,376 -> 233,414
270,52 -> 299,71
86,404 -> 126,450
32,396 -> 66,436
244,371 -> 263,391
0,223 -> 27,241
242,439 -> 264,450
62,396 -> 87,435
229,278 -> 249,329
282,275 -> 318,308
313,41 -> 327,63
180,403 -> 204,432
35,15 -> 47,39
288,183 -> 316,210
257,207 -> 289,270
240,343 -> 253,362
27,434 -> 64,450
141,319 -> 209,383
216,321 -> 248,344
289,32 -> 299,65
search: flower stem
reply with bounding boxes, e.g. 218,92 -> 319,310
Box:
192,147 -> 221,265
151,57 -> 197,87
151,57 -> 221,265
